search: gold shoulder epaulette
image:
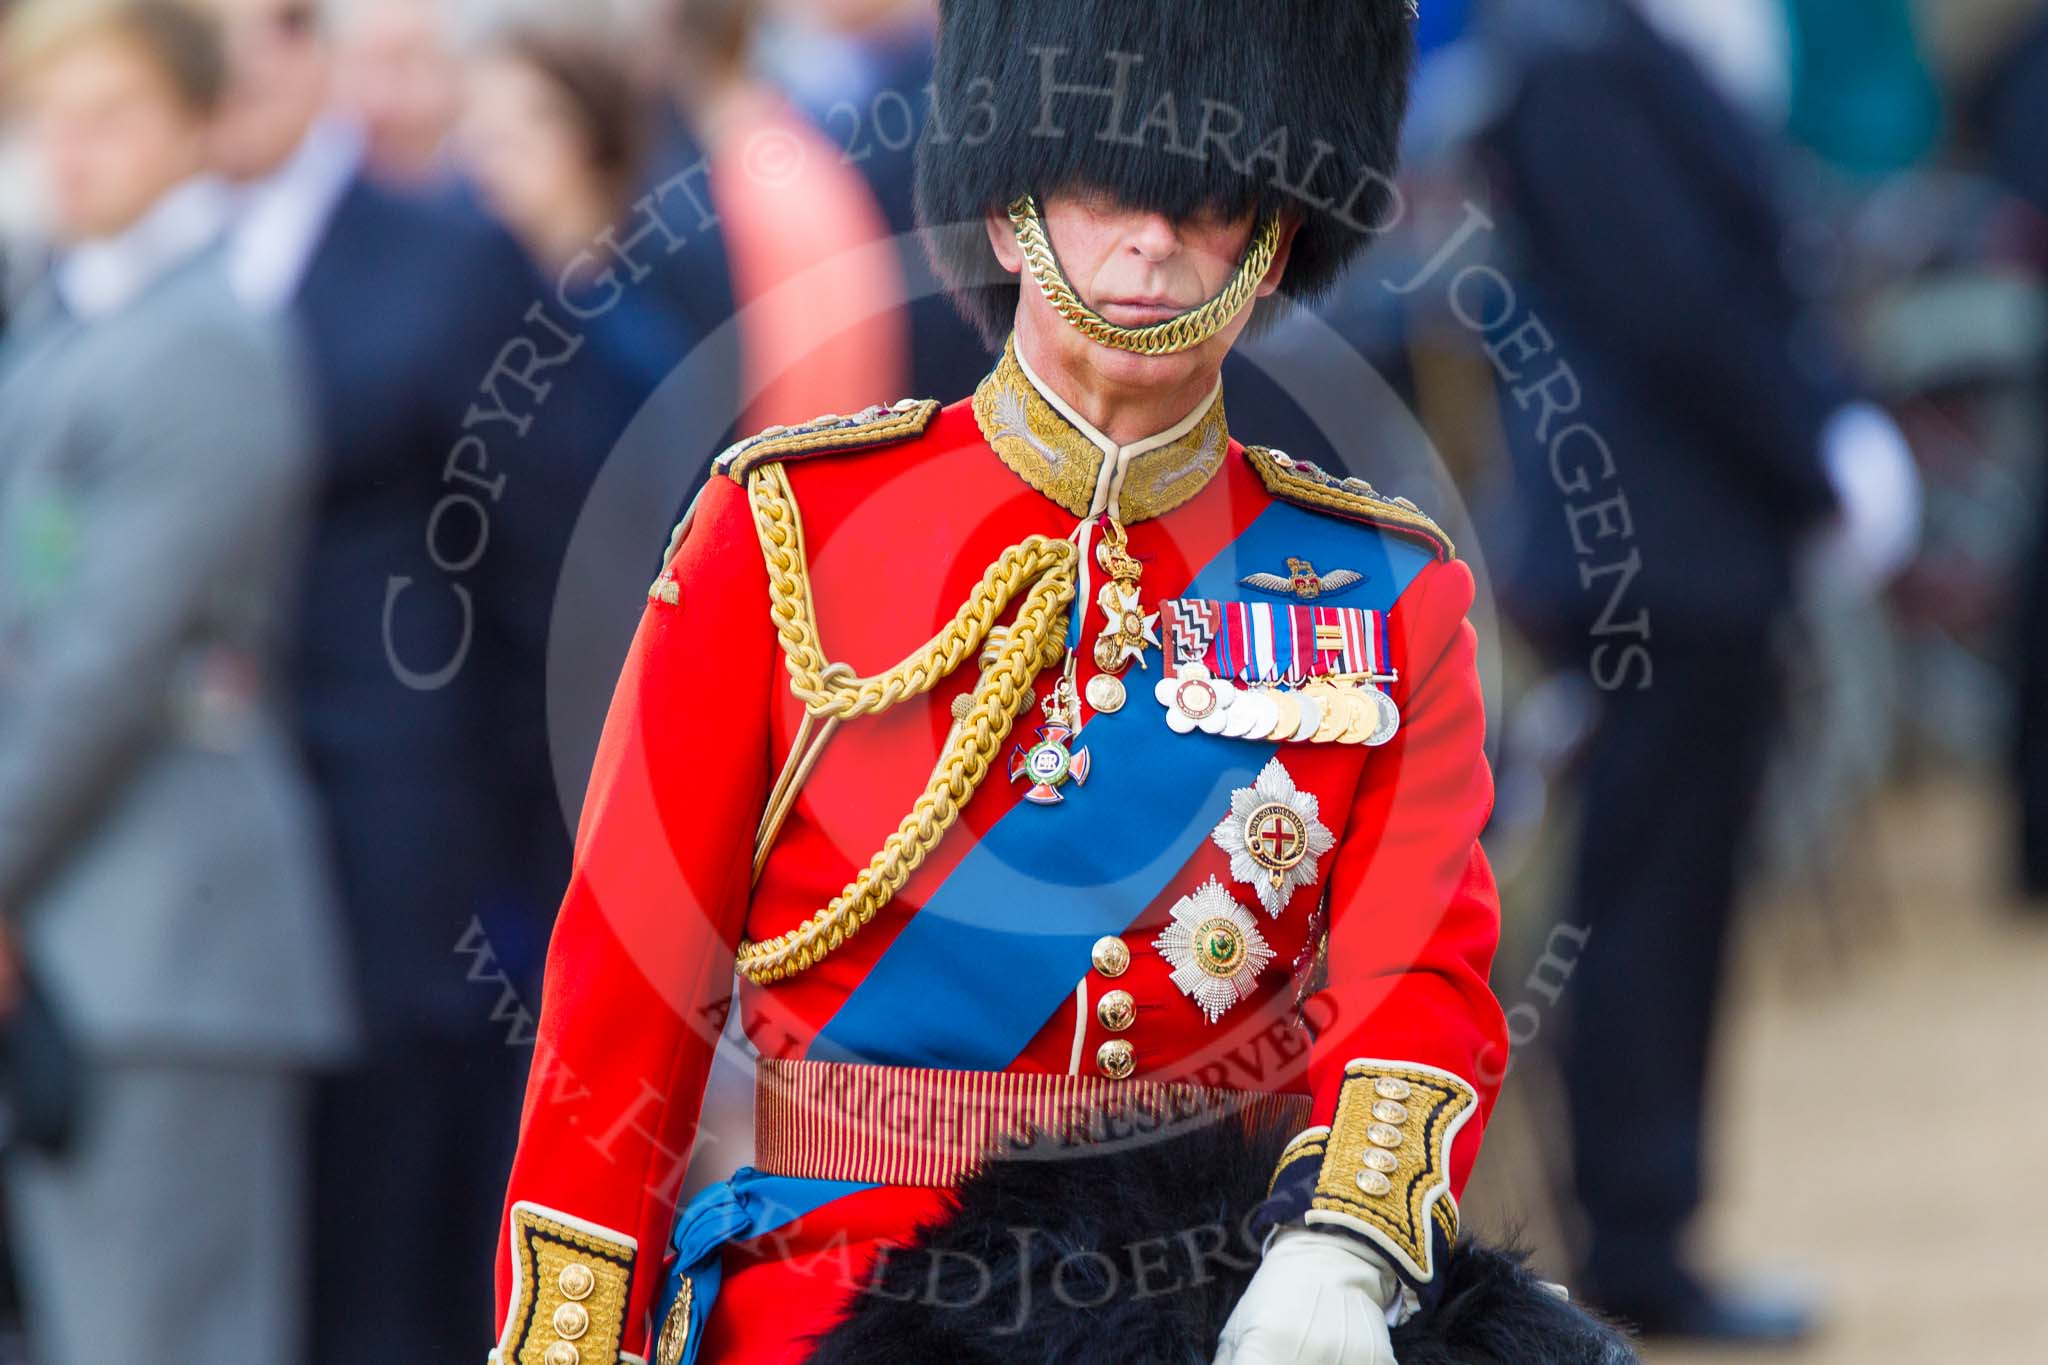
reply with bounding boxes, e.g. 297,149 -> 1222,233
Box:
715,398 -> 941,482
1244,445 -> 1455,561
651,398 -> 941,604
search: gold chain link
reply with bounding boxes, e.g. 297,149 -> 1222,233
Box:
1007,194 -> 1281,356
734,462 -> 1078,984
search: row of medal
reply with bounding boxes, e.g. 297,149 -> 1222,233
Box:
1149,595 -> 1401,746
1154,664 -> 1399,746
1009,524 -> 1402,810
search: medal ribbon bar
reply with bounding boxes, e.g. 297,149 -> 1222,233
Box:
1165,598 -> 1386,683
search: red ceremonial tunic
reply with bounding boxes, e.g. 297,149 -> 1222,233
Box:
491,342 -> 1507,1365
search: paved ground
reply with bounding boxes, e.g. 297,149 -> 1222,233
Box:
1472,778 -> 2048,1363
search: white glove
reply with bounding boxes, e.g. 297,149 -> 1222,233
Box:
1213,1227 -> 1401,1365
1805,401 -> 1922,597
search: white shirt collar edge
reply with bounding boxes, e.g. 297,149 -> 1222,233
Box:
52,176 -> 231,321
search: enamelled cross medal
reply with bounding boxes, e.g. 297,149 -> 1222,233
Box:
1088,517 -> 1157,716
1011,672 -> 1091,805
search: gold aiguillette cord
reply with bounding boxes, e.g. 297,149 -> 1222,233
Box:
738,462 -> 1076,981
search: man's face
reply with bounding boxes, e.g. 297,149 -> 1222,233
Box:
987,187 -> 1293,396
18,33 -> 210,244
332,0 -> 460,184
197,0 -> 329,181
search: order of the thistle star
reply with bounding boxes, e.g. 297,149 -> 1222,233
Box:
1154,877 -> 1275,1024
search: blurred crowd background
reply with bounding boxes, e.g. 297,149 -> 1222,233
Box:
0,0 -> 2043,1362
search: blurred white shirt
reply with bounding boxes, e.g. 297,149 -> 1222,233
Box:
1806,401 -> 1924,596
1632,0 -> 1793,125
54,177 -> 230,322
228,116 -> 365,314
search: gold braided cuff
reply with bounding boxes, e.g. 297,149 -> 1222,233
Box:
1268,1126 -> 1329,1198
1291,1060 -> 1477,1285
496,1203 -> 637,1365
1008,194 -> 1281,356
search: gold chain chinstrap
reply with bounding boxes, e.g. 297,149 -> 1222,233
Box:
734,462 -> 1078,984
1007,194 -> 1282,356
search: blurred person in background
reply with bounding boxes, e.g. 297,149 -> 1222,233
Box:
1779,0 -> 1943,180
0,2 -> 354,1361
455,21 -> 718,845
460,24 -> 691,405
198,0 -> 572,1359
628,61 -> 742,428
1972,3 -> 2048,216
1477,0 -> 1917,1341
1631,0 -> 1792,125
330,0 -> 461,188
669,0 -> 907,430
757,0 -> 993,401
1971,7 -> 2048,904
1414,0 -> 1476,55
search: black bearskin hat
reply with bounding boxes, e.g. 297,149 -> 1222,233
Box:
915,0 -> 1418,345
808,1109 -> 1640,1364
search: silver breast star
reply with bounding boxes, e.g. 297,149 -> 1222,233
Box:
1210,757 -> 1336,916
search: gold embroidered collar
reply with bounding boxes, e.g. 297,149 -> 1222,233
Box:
971,335 -> 1230,523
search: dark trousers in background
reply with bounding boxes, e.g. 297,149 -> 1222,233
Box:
311,1039 -> 528,1365
2016,516 -> 2048,898
1557,630 -> 1784,1295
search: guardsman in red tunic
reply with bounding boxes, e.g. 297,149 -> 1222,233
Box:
488,4 -> 1576,1363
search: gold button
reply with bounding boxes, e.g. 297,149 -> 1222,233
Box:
1374,1077 -> 1412,1100
557,1263 -> 595,1302
1355,1169 -> 1393,1197
552,1302 -> 589,1340
543,1344 -> 580,1365
1091,936 -> 1130,978
1371,1099 -> 1409,1125
1096,1039 -> 1136,1080
1366,1123 -> 1403,1149
1096,989 -> 1136,1032
1362,1148 -> 1399,1174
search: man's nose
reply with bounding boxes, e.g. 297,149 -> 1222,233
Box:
1126,212 -> 1181,262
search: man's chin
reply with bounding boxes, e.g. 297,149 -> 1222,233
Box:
1076,344 -> 1184,389
1018,300 -> 1229,398
1078,334 -> 1226,394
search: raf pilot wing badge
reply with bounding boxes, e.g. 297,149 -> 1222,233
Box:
1239,557 -> 1366,602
